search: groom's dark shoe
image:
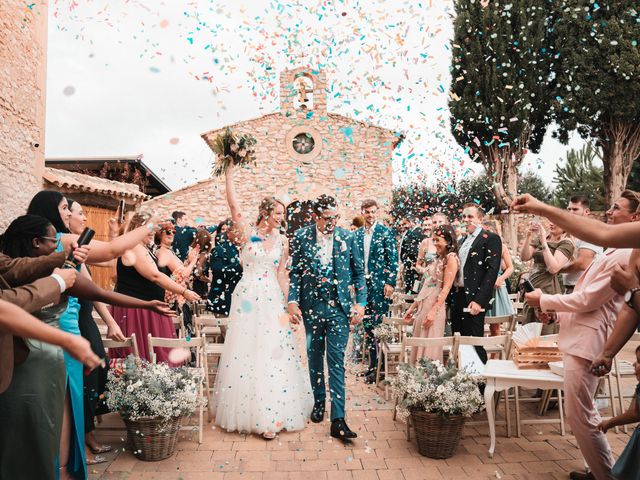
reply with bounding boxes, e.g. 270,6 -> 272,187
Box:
310,401 -> 325,423
330,418 -> 357,440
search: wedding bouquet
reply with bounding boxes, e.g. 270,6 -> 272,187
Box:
211,127 -> 257,177
372,323 -> 396,343
390,358 -> 483,422
106,355 -> 204,421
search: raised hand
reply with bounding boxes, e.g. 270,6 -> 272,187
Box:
63,335 -> 103,371
146,300 -> 176,316
106,322 -> 126,342
69,243 -> 91,265
511,194 -> 545,215
54,267 -> 78,290
590,352 -> 613,377
183,289 -> 201,302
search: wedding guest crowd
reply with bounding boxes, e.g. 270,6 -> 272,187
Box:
4,183 -> 640,480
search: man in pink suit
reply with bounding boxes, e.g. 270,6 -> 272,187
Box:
525,190 -> 640,480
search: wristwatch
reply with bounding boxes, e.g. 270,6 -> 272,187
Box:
623,287 -> 640,309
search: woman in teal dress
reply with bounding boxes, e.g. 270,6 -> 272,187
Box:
482,220 -> 515,334
598,345 -> 640,480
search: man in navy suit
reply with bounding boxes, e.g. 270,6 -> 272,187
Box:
354,200 -> 398,383
288,195 -> 367,440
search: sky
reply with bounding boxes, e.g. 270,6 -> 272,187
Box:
45,0 -> 586,191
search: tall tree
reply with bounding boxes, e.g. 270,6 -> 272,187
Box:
449,0 -> 556,248
552,1 -> 640,205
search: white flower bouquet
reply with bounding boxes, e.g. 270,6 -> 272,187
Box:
372,323 -> 396,343
106,355 -> 204,421
390,358 -> 483,422
211,127 -> 257,176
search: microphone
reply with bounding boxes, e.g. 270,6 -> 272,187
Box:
63,227 -> 95,269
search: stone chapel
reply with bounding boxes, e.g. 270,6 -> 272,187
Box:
143,67 -> 402,228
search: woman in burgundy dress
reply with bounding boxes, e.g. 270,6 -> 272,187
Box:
110,214 -> 200,364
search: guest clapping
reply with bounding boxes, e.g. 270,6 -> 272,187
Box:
520,219 -> 574,334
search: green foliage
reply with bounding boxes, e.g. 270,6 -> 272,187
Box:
625,160 -> 640,193
552,1 -> 640,143
391,170 -> 551,220
551,143 -> 606,210
449,0 -> 556,157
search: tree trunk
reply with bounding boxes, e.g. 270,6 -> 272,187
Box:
501,161 -> 518,252
601,119 -> 640,206
487,148 -> 519,252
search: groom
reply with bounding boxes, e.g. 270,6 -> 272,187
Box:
288,195 -> 367,440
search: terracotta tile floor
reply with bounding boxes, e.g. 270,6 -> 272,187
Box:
89,333 -> 639,480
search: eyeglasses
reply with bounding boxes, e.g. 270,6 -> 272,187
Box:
162,229 -> 176,235
40,236 -> 59,242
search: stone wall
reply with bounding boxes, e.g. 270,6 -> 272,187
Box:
0,1 -> 48,230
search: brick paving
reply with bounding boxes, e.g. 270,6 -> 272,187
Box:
89,334 -> 638,480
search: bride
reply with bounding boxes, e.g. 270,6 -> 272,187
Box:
211,161 -> 313,439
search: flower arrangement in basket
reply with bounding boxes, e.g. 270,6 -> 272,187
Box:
390,358 -> 483,459
210,127 -> 257,177
106,356 -> 204,461
372,323 -> 396,343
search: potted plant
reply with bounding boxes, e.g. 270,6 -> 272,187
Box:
390,358 -> 483,459
106,356 -> 204,461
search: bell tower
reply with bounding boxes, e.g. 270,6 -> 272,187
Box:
279,67 -> 327,117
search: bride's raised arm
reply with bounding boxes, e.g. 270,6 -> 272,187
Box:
277,237 -> 290,299
225,161 -> 251,246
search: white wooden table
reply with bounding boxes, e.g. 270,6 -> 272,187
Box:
484,359 -> 565,457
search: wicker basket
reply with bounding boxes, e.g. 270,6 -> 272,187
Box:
123,415 -> 183,461
411,410 -> 465,459
513,344 -> 563,369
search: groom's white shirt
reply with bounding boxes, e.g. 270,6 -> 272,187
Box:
316,227 -> 334,267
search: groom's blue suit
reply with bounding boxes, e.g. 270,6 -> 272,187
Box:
288,225 -> 367,421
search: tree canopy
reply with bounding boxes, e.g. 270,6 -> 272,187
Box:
449,0 -> 557,206
552,1 -> 640,203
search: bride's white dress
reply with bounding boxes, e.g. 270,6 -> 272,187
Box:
211,234 -> 313,434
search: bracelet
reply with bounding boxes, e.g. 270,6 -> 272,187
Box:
181,286 -> 188,295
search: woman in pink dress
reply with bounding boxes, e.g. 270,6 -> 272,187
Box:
403,225 -> 459,363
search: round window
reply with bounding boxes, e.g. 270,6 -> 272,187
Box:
292,132 -> 315,155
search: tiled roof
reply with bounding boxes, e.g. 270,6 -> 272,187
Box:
43,167 -> 149,201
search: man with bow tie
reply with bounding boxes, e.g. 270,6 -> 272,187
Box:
288,195 -> 367,441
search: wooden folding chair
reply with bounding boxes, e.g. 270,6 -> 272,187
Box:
96,334 -> 141,430
102,333 -> 141,359
452,333 -> 514,436
484,315 -> 516,337
375,316 -> 406,400
147,334 -> 209,443
193,313 -> 227,343
393,336 -> 459,440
